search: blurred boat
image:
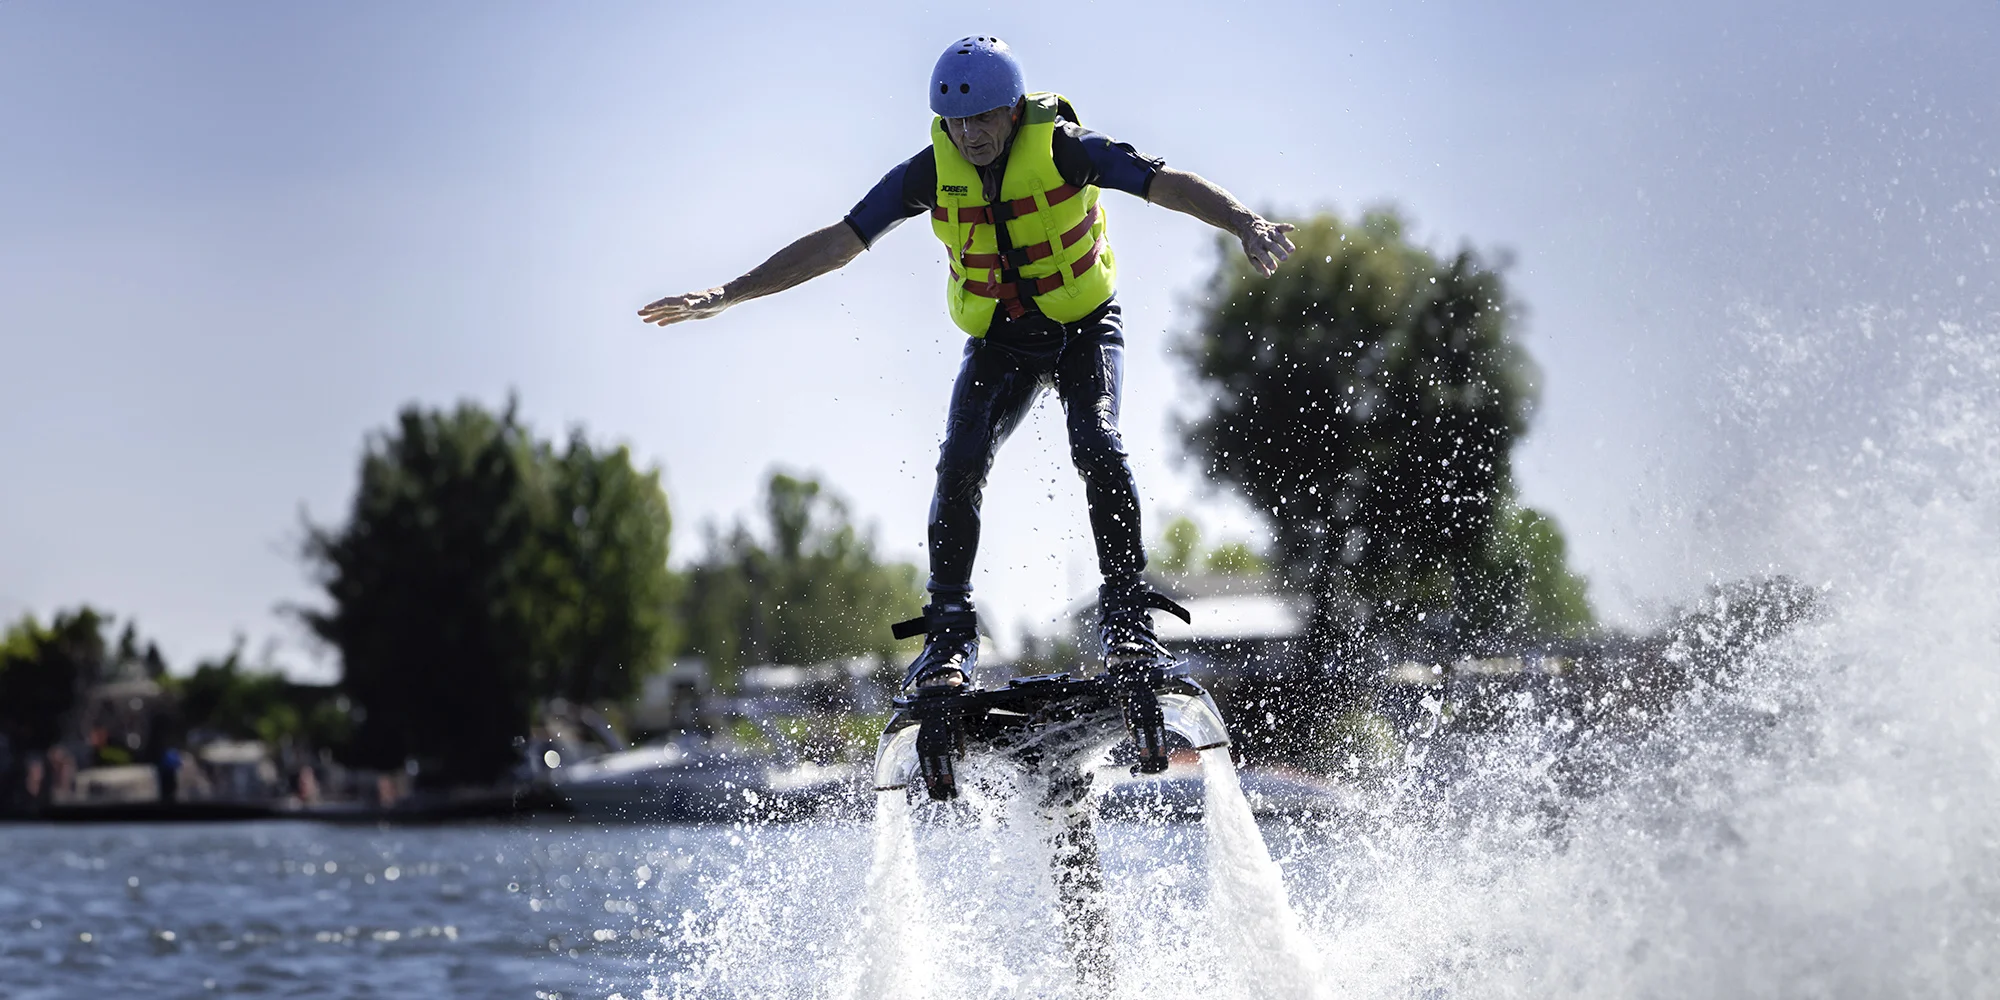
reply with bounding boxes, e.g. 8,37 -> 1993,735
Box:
550,740 -> 860,822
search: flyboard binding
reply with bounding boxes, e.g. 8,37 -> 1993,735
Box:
874,666 -> 1231,801
878,587 -> 1225,800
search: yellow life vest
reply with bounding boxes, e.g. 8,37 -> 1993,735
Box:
930,92 -> 1118,337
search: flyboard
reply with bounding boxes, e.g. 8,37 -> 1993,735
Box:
873,666 -> 1233,798
871,664 -> 1235,988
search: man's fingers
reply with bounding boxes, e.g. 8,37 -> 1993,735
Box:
1241,227 -> 1297,275
1239,221 -> 1296,275
1248,238 -> 1288,274
1245,242 -> 1272,275
1259,222 -> 1296,255
640,290 -> 724,323
640,304 -> 695,326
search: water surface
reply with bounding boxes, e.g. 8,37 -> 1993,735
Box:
0,820 -> 858,999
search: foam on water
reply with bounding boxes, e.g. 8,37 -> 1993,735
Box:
834,749 -> 1323,1000
658,310 -> 2000,998
845,791 -> 930,1000
1294,309 -> 2000,998
1201,748 -> 1329,1000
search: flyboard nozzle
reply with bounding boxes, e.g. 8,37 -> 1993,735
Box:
1116,669 -> 1171,775
913,686 -> 964,800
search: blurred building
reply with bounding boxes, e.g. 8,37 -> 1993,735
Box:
1038,572 -> 1304,683
734,656 -> 884,715
626,658 -> 713,742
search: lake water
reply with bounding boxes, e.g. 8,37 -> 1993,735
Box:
0,813 -> 1281,999
0,819 -> 825,999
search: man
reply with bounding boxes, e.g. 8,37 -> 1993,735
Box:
641,36 -> 1293,691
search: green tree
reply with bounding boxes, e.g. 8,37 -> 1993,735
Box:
300,398 -> 676,785
1150,515 -> 1269,579
1153,516 -> 1204,575
1474,505 -> 1594,641
1204,540 -> 1269,578
541,431 -> 681,704
679,471 -> 924,683
0,608 -> 112,754
112,622 -> 168,680
1177,209 -> 1590,668
170,644 -> 351,750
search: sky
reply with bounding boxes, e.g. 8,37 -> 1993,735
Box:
1,0 -> 1993,681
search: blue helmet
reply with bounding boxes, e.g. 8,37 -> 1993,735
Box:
930,36 -> 1026,118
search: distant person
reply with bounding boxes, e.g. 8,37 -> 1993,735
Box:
22,756 -> 45,810
45,746 -> 75,804
640,36 -> 1293,690
156,747 -> 182,804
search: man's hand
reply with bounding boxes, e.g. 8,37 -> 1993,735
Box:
636,223 -> 865,329
1146,168 -> 1297,277
638,287 -> 728,327
1239,218 -> 1297,277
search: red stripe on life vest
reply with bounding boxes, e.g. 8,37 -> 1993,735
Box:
932,184 -> 1083,226
959,238 -> 1105,302
959,205 -> 1099,270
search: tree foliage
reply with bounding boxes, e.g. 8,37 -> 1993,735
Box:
1150,516 -> 1269,579
678,471 -> 923,683
300,398 -> 676,784
541,430 -> 681,704
1177,209 -> 1590,661
1481,505 -> 1594,641
0,608 -> 112,754
170,645 -> 351,750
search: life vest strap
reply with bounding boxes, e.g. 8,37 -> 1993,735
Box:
959,238 -> 1105,303
932,183 -> 1083,227
959,206 -> 1098,271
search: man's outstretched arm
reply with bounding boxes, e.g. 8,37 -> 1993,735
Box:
1145,167 -> 1296,276
638,221 -> 866,327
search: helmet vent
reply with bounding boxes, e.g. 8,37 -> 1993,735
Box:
929,36 -> 1023,116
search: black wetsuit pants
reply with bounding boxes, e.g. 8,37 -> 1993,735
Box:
927,301 -> 1146,602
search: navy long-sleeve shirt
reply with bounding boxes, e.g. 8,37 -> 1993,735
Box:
843,120 -> 1164,248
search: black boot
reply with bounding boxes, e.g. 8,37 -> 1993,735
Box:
1096,580 -> 1191,674
1097,581 -> 1192,774
891,600 -> 980,689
